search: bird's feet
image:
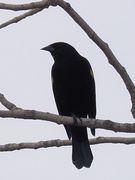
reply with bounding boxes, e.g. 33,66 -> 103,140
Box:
71,113 -> 82,126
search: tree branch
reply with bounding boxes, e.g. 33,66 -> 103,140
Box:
0,137 -> 135,152
56,0 -> 135,118
0,8 -> 44,29
0,93 -> 17,110
0,108 -> 135,133
0,1 -> 53,11
0,0 -> 55,29
0,93 -> 135,133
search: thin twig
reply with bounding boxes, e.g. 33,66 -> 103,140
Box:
0,8 -> 44,29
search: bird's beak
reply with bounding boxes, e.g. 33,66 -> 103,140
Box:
41,45 -> 54,52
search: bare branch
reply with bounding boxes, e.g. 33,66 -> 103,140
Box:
0,0 -> 57,29
0,137 -> 135,152
0,93 -> 135,133
0,93 -> 17,110
0,0 -> 54,11
56,0 -> 135,118
0,8 -> 44,29
0,107 -> 135,133
0,139 -> 71,152
94,136 -> 135,145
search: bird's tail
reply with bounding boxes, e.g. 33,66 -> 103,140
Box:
71,127 -> 93,169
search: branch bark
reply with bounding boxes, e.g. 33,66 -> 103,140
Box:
0,1 -> 52,11
1,108 -> 135,133
0,92 -> 135,134
0,137 -> 135,152
0,92 -> 135,133
0,93 -> 17,110
0,8 -> 44,29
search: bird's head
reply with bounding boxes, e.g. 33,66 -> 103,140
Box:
41,42 -> 79,62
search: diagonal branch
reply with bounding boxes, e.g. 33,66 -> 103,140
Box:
56,0 -> 135,118
0,0 -> 56,29
0,8 -> 44,29
0,93 -> 17,110
0,137 -> 135,152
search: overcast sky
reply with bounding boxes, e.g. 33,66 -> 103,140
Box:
0,0 -> 135,179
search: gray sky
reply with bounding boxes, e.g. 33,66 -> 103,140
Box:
0,0 -> 135,179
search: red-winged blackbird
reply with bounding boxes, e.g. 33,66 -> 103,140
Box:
41,42 -> 96,169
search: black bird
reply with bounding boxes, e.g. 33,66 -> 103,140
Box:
41,42 -> 96,169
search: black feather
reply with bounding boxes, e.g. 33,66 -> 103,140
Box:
41,42 -> 96,169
